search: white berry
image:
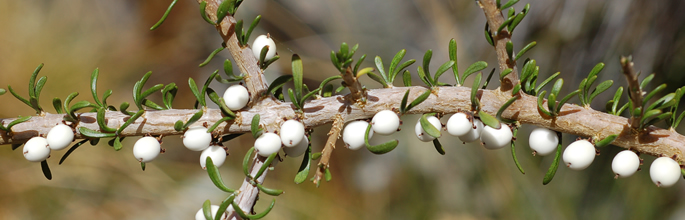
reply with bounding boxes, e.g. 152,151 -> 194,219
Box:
343,121 -> 373,150
371,110 -> 400,135
133,137 -> 161,163
480,122 -> 512,150
446,112 -> 471,137
650,157 -> 681,187
280,119 -> 305,147
458,119 -> 483,143
183,127 -> 212,151
414,116 -> 441,142
254,132 -> 282,157
200,145 -> 227,169
528,127 -> 558,156
46,124 -> 74,151
611,150 -> 640,178
195,205 -> 227,220
23,137 -> 51,162
562,139 -> 596,170
284,135 -> 308,157
252,34 -> 277,61
223,84 -> 249,111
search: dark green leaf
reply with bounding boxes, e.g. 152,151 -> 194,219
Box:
268,75 -> 293,95
90,68 -> 103,107
556,90 -> 580,114
482,68 -> 496,90
471,73 -> 482,111
59,139 -> 88,165
500,68 -> 513,81
292,54 -> 304,99
400,89 -> 410,114
497,96 -> 518,123
199,1 -> 215,25
595,134 -> 617,148
243,147 -> 254,177
543,132 -> 562,185
449,39 -> 460,84
416,67 -> 432,87
461,61 -> 488,83
640,73 -> 655,90
434,61 -> 456,84
256,183 -> 284,196
644,84 -> 667,104
510,128 -> 525,174
501,0 -> 520,9
216,0 -> 234,23
7,85 -> 30,108
174,120 -> 184,131
587,62 -> 605,79
422,50 -> 433,82
508,12 -> 525,32
534,72 -> 560,95
245,15 -> 261,43
183,110 -> 204,130
96,108 -> 117,133
505,41 -> 514,60
367,72 -> 388,87
251,114 -> 262,139
52,98 -> 64,114
479,111 -> 500,129
484,23 -> 495,46
389,49 -> 407,80
537,91 -> 552,117
118,110 -> 145,134
41,160 -> 52,180
199,47 -> 224,67
202,199 -> 212,220
288,88 -> 301,109
255,152 -> 278,180
294,144 -> 311,184
112,136 -> 123,151
6,116 -> 31,131
514,41 -> 536,61
433,139 -> 445,155
405,89 -> 431,114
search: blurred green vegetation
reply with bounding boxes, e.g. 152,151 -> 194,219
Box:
1,0 -> 684,219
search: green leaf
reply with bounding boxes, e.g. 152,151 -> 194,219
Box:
206,88 -> 235,117
7,85 -> 30,109
149,0 -> 178,30
96,108 -> 117,133
294,144 -> 311,184
366,72 -> 388,87
216,0 -> 235,23
324,168 -> 333,181
268,75 -> 293,95
497,16 -> 515,34
484,23 -> 495,46
497,96 -> 518,123
595,134 -> 618,148
449,39 -> 460,84
256,183 -> 284,196
416,67 -> 432,87
543,132 -> 562,185
420,113 -> 441,138
174,120 -> 184,131
255,152 -> 278,180
537,91 -> 552,117
640,73 -> 655,90
199,1 -> 216,25
481,68 -> 496,90
556,90 -> 580,115
500,0 -> 520,9
243,147 -> 254,177
288,88 -> 301,110
644,84 -> 667,104
112,136 -> 123,151
78,127 -> 116,138
292,54 -> 304,99
90,68 -> 103,107
202,199 -> 212,220
161,83 -> 177,109
587,62 -> 605,79
205,157 -> 236,193
41,160 -> 52,180
405,89 -> 431,114
587,80 -> 613,105
28,63 -> 44,99
510,128 -> 525,174
514,41 -> 536,61
374,56 -> 388,82
400,89 -> 410,114
479,111 -> 500,129
353,54 -> 366,74
422,50 -> 433,83
471,73 -> 482,111
364,123 -> 398,154
388,49 -> 407,80
508,12 -> 525,32
245,15 -> 261,43
52,98 -> 64,114
505,41 -> 514,60
311,152 -> 322,160
403,70 -> 412,87
534,72 -> 560,95
433,60 -> 456,84
199,47 -> 225,67
547,93 -> 557,116
251,114 -> 262,139
500,68 -> 513,81
215,195 -> 235,220
550,78 -> 564,97
232,199 -> 275,219
6,116 -> 32,131
183,110 -> 204,130
461,61 -> 487,83
188,78 -> 203,107
118,110 -> 145,135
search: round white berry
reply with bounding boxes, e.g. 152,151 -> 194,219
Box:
611,150 -> 640,178
133,137 -> 161,163
280,119 -> 305,147
254,132 -> 282,157
414,116 -> 441,142
46,124 -> 74,151
200,145 -> 227,169
528,127 -> 559,156
371,110 -> 400,135
480,122 -> 512,150
252,34 -> 277,61
195,205 -> 227,220
23,137 -> 51,162
343,121 -> 373,150
284,135 -> 308,157
562,139 -> 596,170
223,84 -> 249,111
458,119 -> 483,143
446,112 -> 471,137
650,157 -> 681,187
183,127 -> 212,151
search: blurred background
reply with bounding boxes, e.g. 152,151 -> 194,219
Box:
1,0 -> 685,219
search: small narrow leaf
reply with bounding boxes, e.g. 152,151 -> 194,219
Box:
471,73 -> 482,111
420,113 -> 441,138
405,89 -> 432,114
199,47 -> 225,67
205,157 -> 236,193
640,73 -> 655,90
364,124 -> 398,154
202,200 -> 212,220
41,160 -> 52,180
59,139 -> 89,165
388,49 -> 407,80
543,132 -> 563,185
149,0 -> 178,30
256,183 -> 284,196
506,41 -> 514,60
400,89 -> 410,114
537,91 -> 552,117
534,72 -> 560,95
587,62 -> 605,79
292,54 -> 304,99
251,114 -> 262,138
403,70 -> 412,87
215,195 -> 235,220
433,139 -> 445,155
243,147 -> 255,177
199,1 -> 216,25
461,61 -> 488,83
510,128 -> 525,174
595,134 -> 618,148
78,127 -> 116,138
255,152 -> 278,180
514,41 -> 536,61
479,111 -> 500,129
501,0 -> 520,9
294,144 -> 312,184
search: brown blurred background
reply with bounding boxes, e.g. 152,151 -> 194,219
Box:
1,0 -> 685,219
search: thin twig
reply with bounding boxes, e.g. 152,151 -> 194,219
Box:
477,0 -> 519,91
313,113 -> 344,186
620,56 -> 643,130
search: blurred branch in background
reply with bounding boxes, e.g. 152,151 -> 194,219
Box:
0,0 -> 684,219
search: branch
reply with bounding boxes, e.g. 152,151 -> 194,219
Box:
3,87 -> 684,162
478,0 -> 519,91
313,113 -> 343,186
